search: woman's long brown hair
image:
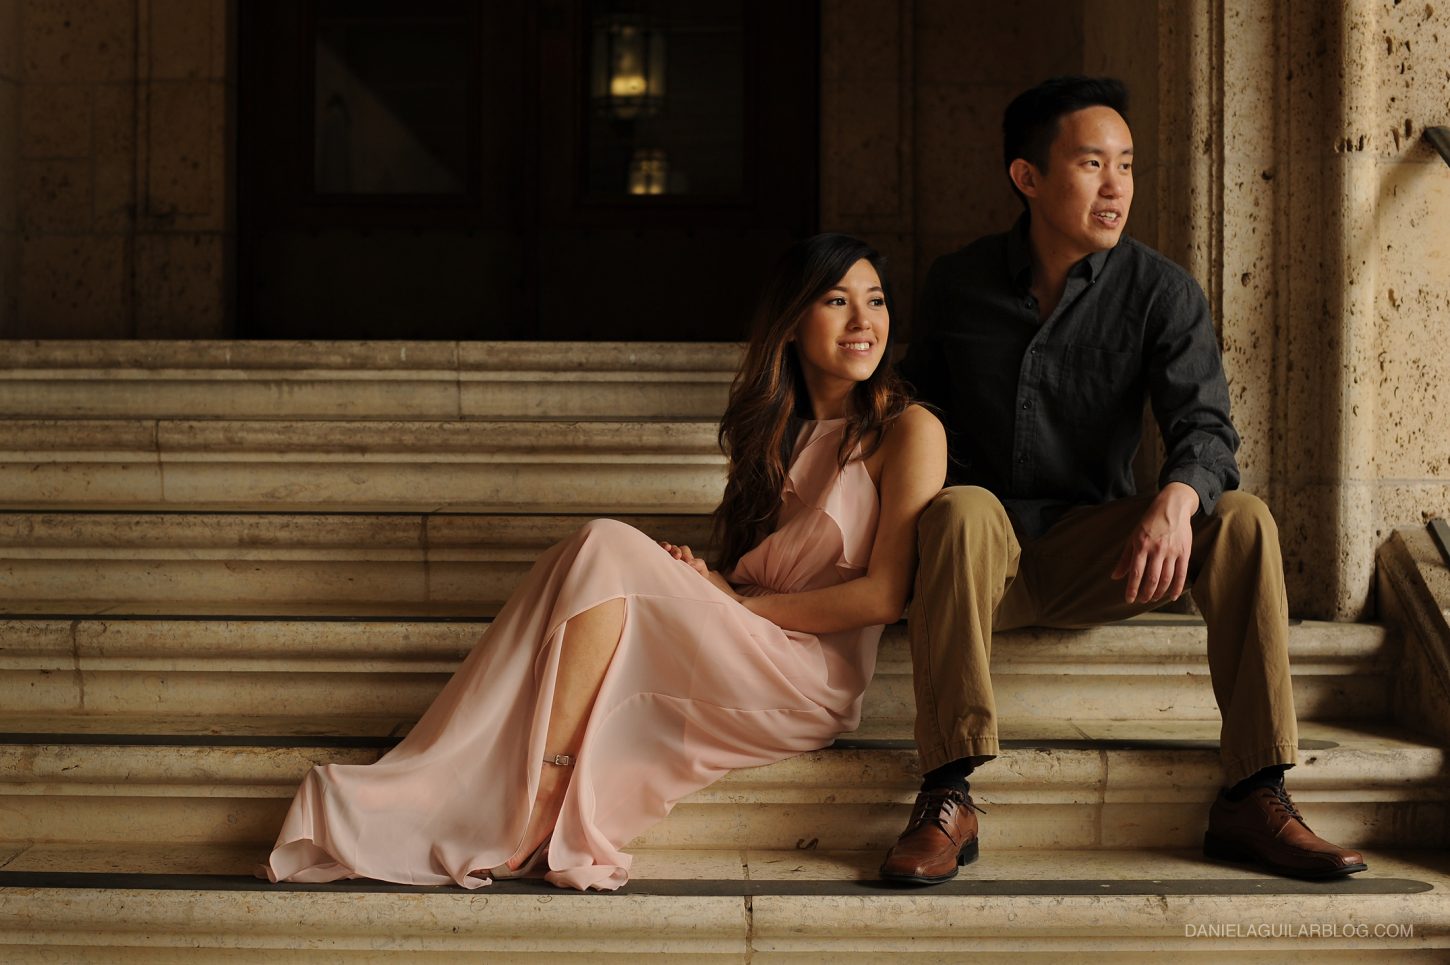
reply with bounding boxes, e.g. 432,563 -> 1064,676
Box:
712,233 -> 912,573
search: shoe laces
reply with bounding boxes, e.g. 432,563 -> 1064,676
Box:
1265,782 -> 1307,827
909,788 -> 987,839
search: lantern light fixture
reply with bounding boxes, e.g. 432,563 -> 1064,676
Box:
591,13 -> 666,121
627,148 -> 669,195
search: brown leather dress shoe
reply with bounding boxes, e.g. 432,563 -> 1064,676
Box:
1205,783 -> 1368,879
879,787 -> 981,884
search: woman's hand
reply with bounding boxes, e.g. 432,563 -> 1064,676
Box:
659,541 -> 741,601
658,540 -> 707,577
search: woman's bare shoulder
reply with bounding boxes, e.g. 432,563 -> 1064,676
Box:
886,403 -> 946,452
865,404 -> 945,490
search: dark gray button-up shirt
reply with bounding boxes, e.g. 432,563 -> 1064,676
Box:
899,216 -> 1241,539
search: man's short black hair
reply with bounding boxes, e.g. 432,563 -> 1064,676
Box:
1003,76 -> 1130,207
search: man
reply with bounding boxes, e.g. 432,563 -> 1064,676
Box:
882,76 -> 1365,883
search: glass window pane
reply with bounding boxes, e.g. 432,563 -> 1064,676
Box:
313,0 -> 472,195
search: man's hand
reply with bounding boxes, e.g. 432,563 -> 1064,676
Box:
1111,482 -> 1199,604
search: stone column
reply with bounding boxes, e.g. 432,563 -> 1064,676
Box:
1144,0 -> 1450,619
1330,0 -> 1383,621
1149,0 -> 1353,618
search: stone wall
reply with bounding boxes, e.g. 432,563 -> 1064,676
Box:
0,0 -> 19,333
1364,0 -> 1450,608
1129,0 -> 1449,619
1080,0 -> 1159,260
2,0 -> 230,339
820,0 -> 1084,330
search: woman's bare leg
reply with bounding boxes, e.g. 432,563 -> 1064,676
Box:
504,597 -> 626,869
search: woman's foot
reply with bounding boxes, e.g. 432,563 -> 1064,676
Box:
505,762 -> 570,871
488,837 -> 550,880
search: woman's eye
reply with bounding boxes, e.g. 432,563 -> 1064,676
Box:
827,296 -> 846,306
870,298 -> 885,307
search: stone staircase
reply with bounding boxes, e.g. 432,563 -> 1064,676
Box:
1,341 -> 1447,961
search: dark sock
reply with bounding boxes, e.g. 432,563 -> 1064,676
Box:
920,755 -> 993,796
1224,764 -> 1291,801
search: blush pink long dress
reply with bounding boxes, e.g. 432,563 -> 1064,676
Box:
261,418 -> 882,891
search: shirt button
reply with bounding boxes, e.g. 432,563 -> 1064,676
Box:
1022,401 -> 1033,410
1029,347 -> 1038,356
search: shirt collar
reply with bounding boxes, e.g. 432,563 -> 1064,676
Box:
1006,212 -> 1115,292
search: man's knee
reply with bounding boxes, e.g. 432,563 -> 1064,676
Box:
920,486 -> 1013,549
1213,490 -> 1279,541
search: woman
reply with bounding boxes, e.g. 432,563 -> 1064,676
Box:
261,234 -> 947,891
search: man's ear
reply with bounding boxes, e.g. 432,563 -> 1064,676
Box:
1009,158 -> 1039,199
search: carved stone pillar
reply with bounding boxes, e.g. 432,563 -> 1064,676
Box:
1146,0 -> 1450,619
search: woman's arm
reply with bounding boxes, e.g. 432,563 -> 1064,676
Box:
741,404 -> 947,633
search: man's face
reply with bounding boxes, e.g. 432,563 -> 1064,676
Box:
1025,105 -> 1134,259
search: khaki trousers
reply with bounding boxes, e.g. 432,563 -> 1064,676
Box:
908,486 -> 1298,786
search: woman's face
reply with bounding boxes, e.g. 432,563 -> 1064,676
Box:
792,258 -> 889,394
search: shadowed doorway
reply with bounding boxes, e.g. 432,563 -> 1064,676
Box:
236,0 -> 819,341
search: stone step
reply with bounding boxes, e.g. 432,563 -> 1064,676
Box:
0,340 -> 739,421
0,512 -> 714,605
2,721 -> 1444,853
1,844 -> 1445,960
0,421 -> 726,512
0,614 -> 1396,724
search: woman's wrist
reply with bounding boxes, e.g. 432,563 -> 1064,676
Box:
706,571 -> 739,600
740,594 -> 766,616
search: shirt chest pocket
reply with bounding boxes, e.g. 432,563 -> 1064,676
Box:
1039,342 -> 1140,426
